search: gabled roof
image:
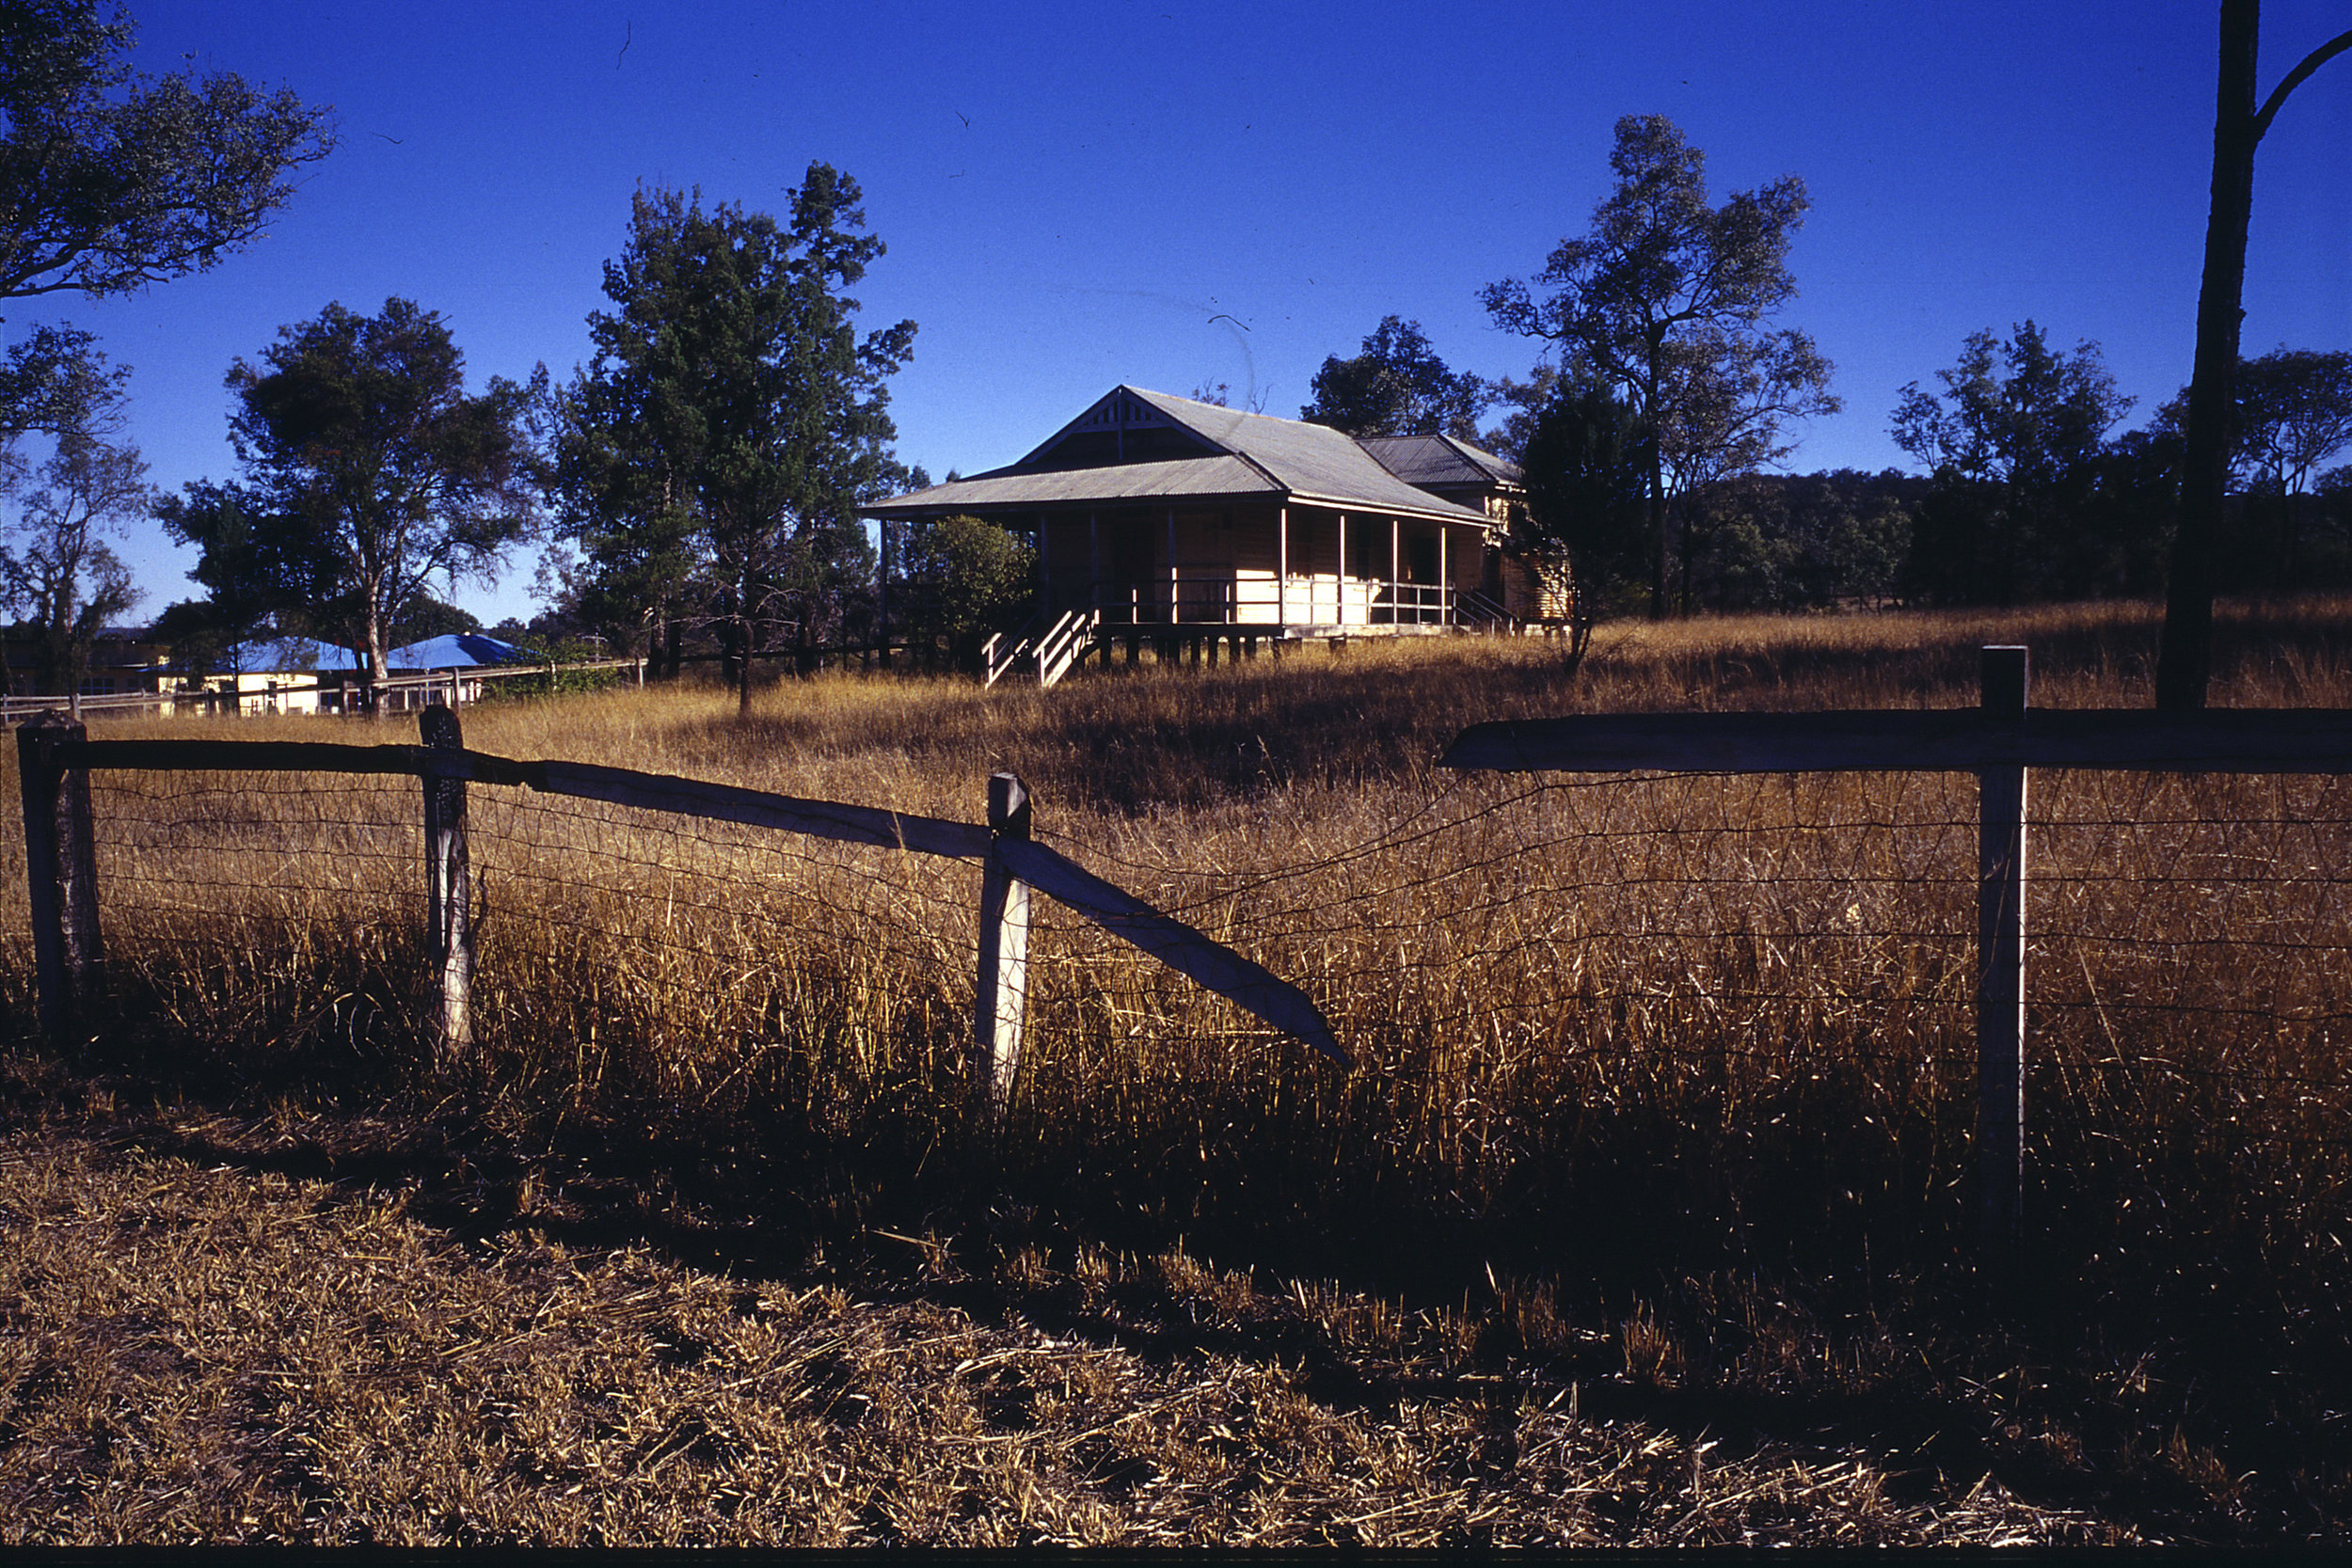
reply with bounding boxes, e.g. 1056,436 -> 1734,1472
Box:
864,386 -> 1493,525
1357,433 -> 1523,491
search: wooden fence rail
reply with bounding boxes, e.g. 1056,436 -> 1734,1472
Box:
1441,644 -> 2352,1248
15,712 -> 1343,1127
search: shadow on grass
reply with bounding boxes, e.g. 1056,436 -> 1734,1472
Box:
10,1025 -> 2340,1544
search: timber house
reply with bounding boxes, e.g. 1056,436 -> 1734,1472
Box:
862,386 -> 1524,685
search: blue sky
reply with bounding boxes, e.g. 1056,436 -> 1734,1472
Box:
11,0 -> 2352,626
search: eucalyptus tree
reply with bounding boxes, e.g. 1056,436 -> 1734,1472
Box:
1891,322 -> 2132,603
1,0 -> 333,440
1299,316 -> 1491,440
1484,115 -> 1836,618
2230,348 -> 2352,579
2158,4 -> 2352,707
160,298 -> 538,710
0,334 -> 146,694
0,0 -> 333,304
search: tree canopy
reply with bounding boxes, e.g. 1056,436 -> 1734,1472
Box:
159,298 -> 538,701
895,513 -> 1035,666
1299,317 -> 1490,440
552,168 -> 914,710
2142,348 -> 2352,590
1518,377 -> 1649,613
1890,322 -> 2132,603
0,0 -> 334,306
1484,115 -> 1836,618
2230,349 -> 2352,499
0,330 -> 145,693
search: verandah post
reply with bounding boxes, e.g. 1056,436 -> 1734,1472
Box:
16,711 -> 102,1039
973,770 -> 1033,1124
420,705 -> 474,1070
1277,505 -> 1289,628
878,517 -> 891,670
1978,645 -> 2029,1247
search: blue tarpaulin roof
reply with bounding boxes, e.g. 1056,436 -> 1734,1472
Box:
226,634 -> 541,673
380,633 -> 541,669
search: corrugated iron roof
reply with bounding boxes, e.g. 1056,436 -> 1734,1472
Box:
864,386 -> 1494,525
1358,433 -> 1524,489
863,453 -> 1278,515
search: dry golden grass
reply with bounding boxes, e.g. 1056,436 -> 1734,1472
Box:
6,594 -> 2352,1542
0,1121 -> 2117,1545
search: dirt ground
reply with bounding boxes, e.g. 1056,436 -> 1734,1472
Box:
0,1084 -> 2127,1547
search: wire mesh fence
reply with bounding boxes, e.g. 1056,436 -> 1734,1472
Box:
15,724 -> 2352,1252
1016,765 -> 2352,1201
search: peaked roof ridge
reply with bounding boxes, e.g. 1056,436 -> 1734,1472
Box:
863,384 -> 1493,524
1120,380 -> 1345,491
1119,385 -> 1489,515
1120,384 -> 1309,490
1358,428 -> 1522,488
1433,429 -> 1518,482
1122,384 -> 1287,447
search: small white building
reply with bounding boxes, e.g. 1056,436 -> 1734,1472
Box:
199,634 -> 541,715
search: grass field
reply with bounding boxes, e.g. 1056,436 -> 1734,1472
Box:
5,597 -> 2352,1544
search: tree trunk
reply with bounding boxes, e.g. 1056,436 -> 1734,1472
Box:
2157,0 -> 2261,711
1645,348 -> 1669,621
363,602 -> 389,720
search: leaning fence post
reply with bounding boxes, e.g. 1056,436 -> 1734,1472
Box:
420,705 -> 473,1070
974,770 -> 1033,1123
16,711 -> 102,1039
1978,645 -> 2029,1248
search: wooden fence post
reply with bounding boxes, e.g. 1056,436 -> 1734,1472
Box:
1978,645 -> 2029,1247
16,712 -> 102,1038
974,770 -> 1033,1122
420,705 -> 473,1070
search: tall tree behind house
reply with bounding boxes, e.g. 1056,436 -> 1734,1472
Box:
1484,115 -> 1837,619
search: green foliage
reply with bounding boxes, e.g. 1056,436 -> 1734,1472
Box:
0,0 -> 333,303
897,513 -> 1034,662
0,334 -> 146,692
1892,322 -> 2134,603
553,167 -> 915,705
1517,378 -> 1649,613
1477,364 -> 1559,465
1680,469 -> 1924,611
389,594 -> 481,645
467,635 -> 633,703
1299,316 -> 1490,439
2168,349 -> 2352,586
1485,115 -> 1838,616
2230,349 -> 2352,496
0,323 -> 126,444
159,298 -> 539,690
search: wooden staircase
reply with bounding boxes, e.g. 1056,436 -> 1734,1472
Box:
982,608 -> 1100,690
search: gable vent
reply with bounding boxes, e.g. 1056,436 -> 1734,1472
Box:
1074,392 -> 1173,433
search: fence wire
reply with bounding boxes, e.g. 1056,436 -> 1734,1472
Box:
45,756 -> 2352,1205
